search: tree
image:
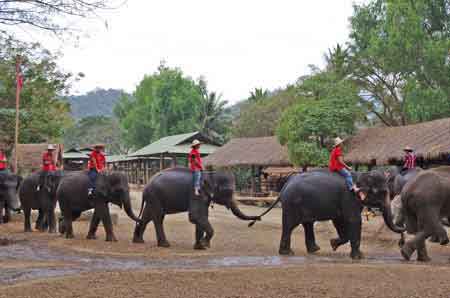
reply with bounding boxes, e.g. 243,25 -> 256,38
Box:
348,0 -> 450,126
248,88 -> 270,102
114,63 -> 204,149
277,71 -> 362,167
64,116 -> 126,154
0,37 -> 74,148
0,0 -> 123,38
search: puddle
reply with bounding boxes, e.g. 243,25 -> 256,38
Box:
0,242 -> 448,285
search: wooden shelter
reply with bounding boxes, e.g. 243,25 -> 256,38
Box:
345,117 -> 450,168
204,136 -> 293,195
62,148 -> 90,171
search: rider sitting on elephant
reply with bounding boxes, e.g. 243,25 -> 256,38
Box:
329,137 -> 363,199
37,144 -> 57,191
401,146 -> 416,175
87,144 -> 106,197
0,148 -> 9,174
189,139 -> 203,196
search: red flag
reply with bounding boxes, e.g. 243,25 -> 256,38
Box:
16,59 -> 23,92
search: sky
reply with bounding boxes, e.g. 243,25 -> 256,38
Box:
42,0 -> 365,104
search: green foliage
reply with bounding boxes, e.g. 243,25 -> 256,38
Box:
349,0 -> 450,125
232,86 -> 298,138
0,37 -> 74,147
115,63 -> 229,149
277,71 -> 362,167
63,116 -> 126,154
66,88 -> 128,119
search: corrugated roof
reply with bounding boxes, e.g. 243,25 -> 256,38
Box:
129,131 -> 219,157
345,117 -> 450,165
204,136 -> 292,167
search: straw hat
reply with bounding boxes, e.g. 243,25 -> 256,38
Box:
47,144 -> 55,150
403,146 -> 414,152
93,143 -> 105,149
191,139 -> 202,147
333,137 -> 344,147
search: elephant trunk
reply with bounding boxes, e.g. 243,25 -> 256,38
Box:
229,199 -> 260,221
7,188 -> 20,211
382,192 -> 405,233
122,193 -> 141,223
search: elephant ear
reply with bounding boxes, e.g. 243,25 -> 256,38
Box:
95,173 -> 109,198
202,173 -> 216,199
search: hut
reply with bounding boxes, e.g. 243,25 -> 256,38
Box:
345,117 -> 450,168
120,131 -> 220,185
62,148 -> 90,171
203,136 -> 295,195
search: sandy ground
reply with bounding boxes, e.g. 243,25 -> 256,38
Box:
0,191 -> 448,298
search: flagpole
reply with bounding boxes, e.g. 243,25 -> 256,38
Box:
14,55 -> 21,174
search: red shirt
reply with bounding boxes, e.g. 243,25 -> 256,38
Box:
189,148 -> 203,171
88,150 -> 106,172
42,151 -> 57,171
329,146 -> 345,171
403,152 -> 416,169
0,152 -> 7,170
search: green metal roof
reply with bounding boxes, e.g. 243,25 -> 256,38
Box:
129,131 -> 219,157
63,151 -> 90,159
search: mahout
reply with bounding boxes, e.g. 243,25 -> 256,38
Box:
133,167 -> 260,249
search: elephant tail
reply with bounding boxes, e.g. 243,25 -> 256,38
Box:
137,196 -> 146,220
248,195 -> 282,227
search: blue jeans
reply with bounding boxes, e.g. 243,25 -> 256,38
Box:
0,169 -> 10,175
337,169 -> 354,191
88,169 -> 98,190
193,170 -> 202,190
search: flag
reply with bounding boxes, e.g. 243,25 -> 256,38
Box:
16,58 -> 23,92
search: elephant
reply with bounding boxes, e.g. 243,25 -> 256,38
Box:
57,171 -> 141,241
19,170 -> 65,233
253,169 -> 404,259
0,172 -> 22,223
385,166 -> 422,200
398,166 -> 450,262
132,167 -> 261,249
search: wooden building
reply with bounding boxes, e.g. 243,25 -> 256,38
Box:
62,148 -> 90,171
345,117 -> 450,168
12,143 -> 63,175
204,136 -> 296,196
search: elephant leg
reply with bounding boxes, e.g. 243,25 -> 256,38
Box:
330,218 -> 349,251
4,207 -> 11,223
47,206 -> 57,234
0,202 -> 4,224
279,210 -> 299,256
98,203 -> 117,242
303,222 -> 320,253
133,201 -> 152,243
35,209 -> 43,230
63,212 -> 74,239
194,224 -> 207,250
86,209 -> 101,240
154,214 -> 170,247
416,239 -> 431,262
347,219 -> 364,260
24,207 -> 32,232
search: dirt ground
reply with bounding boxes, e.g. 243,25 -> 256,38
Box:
0,191 -> 448,298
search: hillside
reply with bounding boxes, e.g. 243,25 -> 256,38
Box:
66,88 -> 129,119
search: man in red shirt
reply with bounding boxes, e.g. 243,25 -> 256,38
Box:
87,144 -> 106,197
329,137 -> 360,195
189,140 -> 203,196
0,148 -> 9,174
402,146 -> 416,174
38,144 -> 57,191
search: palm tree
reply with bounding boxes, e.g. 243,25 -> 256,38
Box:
248,88 -> 269,102
199,91 -> 229,142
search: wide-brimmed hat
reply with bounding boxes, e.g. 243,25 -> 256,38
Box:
333,137 -> 344,147
191,139 -> 202,147
93,143 -> 105,149
47,144 -> 55,150
403,146 -> 414,152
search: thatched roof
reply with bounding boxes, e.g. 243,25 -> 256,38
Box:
345,118 -> 450,165
204,136 -> 291,167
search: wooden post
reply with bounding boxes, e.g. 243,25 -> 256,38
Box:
172,154 -> 177,167
13,56 -> 22,173
251,165 -> 256,195
160,153 -> 164,170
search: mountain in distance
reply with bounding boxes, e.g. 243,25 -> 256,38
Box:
66,88 -> 129,119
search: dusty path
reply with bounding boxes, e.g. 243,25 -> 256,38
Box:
0,197 -> 448,297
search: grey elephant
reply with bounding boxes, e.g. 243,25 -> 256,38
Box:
19,170 -> 64,233
398,166 -> 450,262
132,167 -> 260,249
0,172 -> 22,223
57,171 -> 141,241
385,167 -> 422,200
253,169 -> 404,259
